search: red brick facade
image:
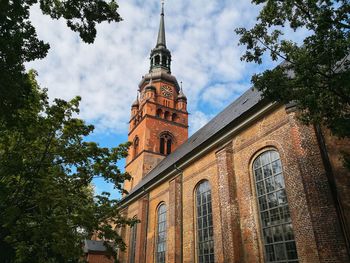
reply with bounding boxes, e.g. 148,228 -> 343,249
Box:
124,76 -> 189,195
118,104 -> 349,263
86,254 -> 114,263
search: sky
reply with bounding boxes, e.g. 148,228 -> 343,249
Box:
25,0 -> 304,199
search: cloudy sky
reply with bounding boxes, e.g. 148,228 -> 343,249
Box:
26,0 -> 291,198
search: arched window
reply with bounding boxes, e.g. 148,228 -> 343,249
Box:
155,55 -> 160,65
195,181 -> 215,263
172,113 -> 178,122
164,111 -> 170,120
156,109 -> 163,118
156,204 -> 167,263
253,150 -> 298,262
129,224 -> 137,263
133,136 -> 139,158
166,138 -> 172,155
159,132 -> 173,155
162,55 -> 167,66
160,137 -> 165,154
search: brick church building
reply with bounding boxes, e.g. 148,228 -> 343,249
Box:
86,3 -> 350,263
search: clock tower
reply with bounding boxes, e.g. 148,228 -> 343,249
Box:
124,3 -> 188,193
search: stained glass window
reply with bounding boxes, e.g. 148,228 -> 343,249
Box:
253,150 -> 298,263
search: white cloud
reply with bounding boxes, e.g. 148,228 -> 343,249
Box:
202,83 -> 249,109
189,111 -> 214,135
25,0 -> 308,136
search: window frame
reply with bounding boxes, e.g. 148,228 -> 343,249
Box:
251,149 -> 299,263
155,203 -> 167,263
194,180 -> 215,263
159,132 -> 174,155
129,224 -> 137,263
133,136 -> 139,158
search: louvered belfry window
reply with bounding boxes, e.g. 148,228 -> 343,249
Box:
253,150 -> 298,262
196,180 -> 215,263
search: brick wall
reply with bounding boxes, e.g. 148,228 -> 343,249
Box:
118,104 -> 349,263
86,254 -> 114,263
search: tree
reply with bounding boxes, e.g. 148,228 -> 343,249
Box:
235,0 -> 350,141
0,70 -> 137,262
0,0 -> 122,123
0,1 -> 137,261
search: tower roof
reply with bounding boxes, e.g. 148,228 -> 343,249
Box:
178,82 -> 187,100
150,1 -> 172,73
156,1 -> 166,48
131,94 -> 139,107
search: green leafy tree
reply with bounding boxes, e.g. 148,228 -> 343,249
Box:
0,1 -> 136,261
235,0 -> 350,140
0,0 -> 122,122
0,71 -> 137,262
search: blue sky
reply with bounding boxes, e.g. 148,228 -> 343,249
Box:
25,0 -> 306,199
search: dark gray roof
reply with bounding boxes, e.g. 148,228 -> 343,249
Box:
84,240 -> 109,253
122,87 -> 263,202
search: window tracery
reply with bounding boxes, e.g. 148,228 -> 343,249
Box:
159,132 -> 173,155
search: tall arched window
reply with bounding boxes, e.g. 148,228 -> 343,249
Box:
129,224 -> 137,263
196,181 -> 215,263
166,138 -> 172,155
155,55 -> 160,65
253,150 -> 298,262
159,132 -> 173,155
160,137 -> 165,154
133,136 -> 139,158
156,204 -> 167,263
162,56 -> 167,66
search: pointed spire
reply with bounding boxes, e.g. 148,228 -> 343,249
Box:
156,0 -> 166,48
150,0 -> 171,73
178,81 -> 187,100
145,75 -> 156,91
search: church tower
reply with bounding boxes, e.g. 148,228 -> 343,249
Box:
124,3 -> 188,193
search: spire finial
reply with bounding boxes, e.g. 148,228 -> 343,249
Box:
156,0 -> 166,48
150,0 -> 171,73
180,81 -> 183,91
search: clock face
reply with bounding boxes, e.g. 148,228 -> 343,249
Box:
161,85 -> 173,98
